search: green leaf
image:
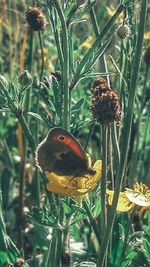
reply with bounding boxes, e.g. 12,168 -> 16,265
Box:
143,237 -> 150,260
120,251 -> 137,267
92,195 -> 101,217
71,98 -> 85,112
28,112 -> 45,122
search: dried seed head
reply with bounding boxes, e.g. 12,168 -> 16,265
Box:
144,46 -> 150,67
117,24 -> 131,39
26,7 -> 47,31
91,78 -> 121,125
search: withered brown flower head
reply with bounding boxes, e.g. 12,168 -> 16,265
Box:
144,46 -> 150,67
26,7 -> 47,31
91,78 -> 121,125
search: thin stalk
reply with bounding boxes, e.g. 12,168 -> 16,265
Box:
55,229 -> 63,267
139,66 -> 149,112
138,104 -> 150,179
70,4 -> 125,90
118,207 -> 137,267
108,126 -> 114,190
38,32 -> 44,81
45,230 -> 57,267
52,0 -> 70,130
17,27 -> 34,248
83,200 -> 101,245
97,1 -> 147,265
111,123 -> 120,173
0,190 -> 8,250
16,111 -> 35,157
34,100 -> 41,207
46,5 -> 64,68
89,3 -> 107,73
101,125 -> 107,234
61,214 -> 73,267
28,30 -> 34,72
129,67 -> 149,183
84,123 -> 95,151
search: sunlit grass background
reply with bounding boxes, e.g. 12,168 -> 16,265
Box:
0,0 -> 150,266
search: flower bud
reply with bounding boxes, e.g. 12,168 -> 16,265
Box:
117,24 -> 130,39
18,70 -> 33,90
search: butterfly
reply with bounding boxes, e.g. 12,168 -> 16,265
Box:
35,127 -> 96,176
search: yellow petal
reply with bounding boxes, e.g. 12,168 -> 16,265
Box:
144,32 -> 150,40
80,36 -> 95,49
106,189 -> 134,212
106,7 -> 124,21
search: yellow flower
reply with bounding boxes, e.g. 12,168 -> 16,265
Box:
46,160 -> 102,202
106,189 -> 134,212
80,36 -> 95,49
106,7 -> 124,22
107,182 -> 150,212
144,31 -> 150,40
125,182 -> 150,207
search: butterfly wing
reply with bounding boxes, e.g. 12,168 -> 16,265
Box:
35,127 -> 89,176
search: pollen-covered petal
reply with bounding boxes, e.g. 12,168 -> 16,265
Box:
125,191 -> 150,207
106,189 -> 134,212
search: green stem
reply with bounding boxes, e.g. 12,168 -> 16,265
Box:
55,228 -> 63,267
89,3 -> 107,73
0,190 -> 8,250
70,4 -> 125,90
16,111 -> 36,155
45,229 -> 57,267
101,125 -> 107,234
83,199 -> 101,245
84,123 -> 95,150
46,3 -> 64,68
38,32 -> 44,81
52,0 -> 70,130
118,207 -> 137,267
28,30 -> 34,72
111,123 -> 120,173
129,67 -> 149,183
97,1 -> 147,265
